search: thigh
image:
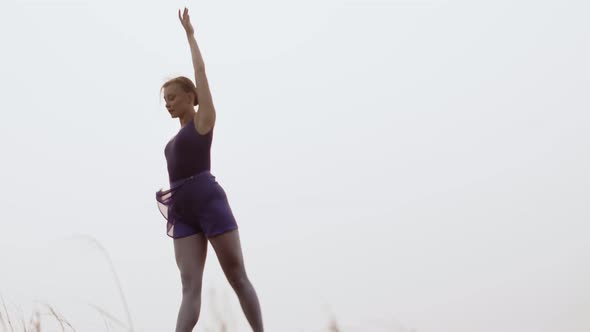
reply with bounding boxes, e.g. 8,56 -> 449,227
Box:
208,229 -> 246,278
174,233 -> 208,287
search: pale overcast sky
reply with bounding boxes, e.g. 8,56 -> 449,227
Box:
0,0 -> 589,331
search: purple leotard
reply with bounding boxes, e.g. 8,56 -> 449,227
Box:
165,117 -> 212,182
155,118 -> 238,239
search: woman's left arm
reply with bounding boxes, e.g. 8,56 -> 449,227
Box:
179,8 -> 216,129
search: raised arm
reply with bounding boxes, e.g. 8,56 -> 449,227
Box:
179,7 -> 216,133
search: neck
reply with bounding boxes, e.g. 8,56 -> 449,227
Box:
179,110 -> 196,128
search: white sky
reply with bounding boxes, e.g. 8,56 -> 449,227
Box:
0,0 -> 589,331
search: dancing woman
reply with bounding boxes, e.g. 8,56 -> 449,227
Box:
155,7 -> 264,332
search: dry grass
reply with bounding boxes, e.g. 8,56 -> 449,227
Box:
0,299 -> 413,332
0,235 -> 414,332
0,301 -> 355,332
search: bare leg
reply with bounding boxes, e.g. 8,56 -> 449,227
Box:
174,233 -> 208,332
209,229 -> 264,332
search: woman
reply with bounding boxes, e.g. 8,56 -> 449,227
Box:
155,7 -> 264,332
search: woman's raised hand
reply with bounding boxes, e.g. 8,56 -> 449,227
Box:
178,7 -> 195,35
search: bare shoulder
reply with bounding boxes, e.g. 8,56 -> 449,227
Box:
193,111 -> 215,136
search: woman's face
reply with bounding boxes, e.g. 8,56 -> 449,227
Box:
163,84 -> 192,118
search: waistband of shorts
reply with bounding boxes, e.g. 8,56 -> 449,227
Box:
170,170 -> 213,188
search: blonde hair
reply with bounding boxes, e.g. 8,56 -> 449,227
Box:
161,76 -> 199,106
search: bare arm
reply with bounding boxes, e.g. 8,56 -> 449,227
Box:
179,8 -> 216,130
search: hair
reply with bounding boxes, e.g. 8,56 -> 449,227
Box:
161,76 -> 199,106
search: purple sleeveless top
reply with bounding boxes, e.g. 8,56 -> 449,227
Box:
164,117 -> 213,182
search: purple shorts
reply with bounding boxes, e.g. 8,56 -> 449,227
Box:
155,170 -> 238,239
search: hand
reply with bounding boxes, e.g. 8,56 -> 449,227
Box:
178,7 -> 195,35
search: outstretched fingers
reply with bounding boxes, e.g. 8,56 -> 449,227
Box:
178,7 -> 194,34
179,8 -> 189,20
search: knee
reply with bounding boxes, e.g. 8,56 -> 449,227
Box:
180,273 -> 203,295
226,270 -> 250,292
